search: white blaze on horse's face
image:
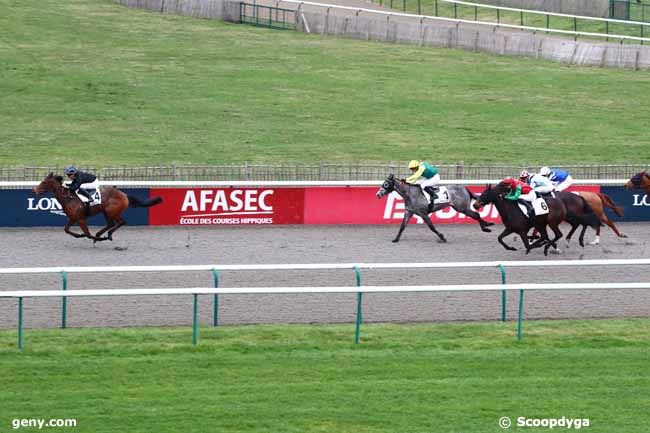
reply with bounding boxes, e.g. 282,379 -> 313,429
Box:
377,179 -> 392,198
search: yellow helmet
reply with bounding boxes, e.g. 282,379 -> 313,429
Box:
408,160 -> 420,169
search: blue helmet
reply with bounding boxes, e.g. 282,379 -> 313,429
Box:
65,166 -> 78,175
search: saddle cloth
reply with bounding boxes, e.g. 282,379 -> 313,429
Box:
422,186 -> 450,204
65,180 -> 101,206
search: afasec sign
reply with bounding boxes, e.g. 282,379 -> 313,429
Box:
149,188 -> 305,225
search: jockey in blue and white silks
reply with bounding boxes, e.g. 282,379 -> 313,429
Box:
520,169 -> 554,196
540,166 -> 573,191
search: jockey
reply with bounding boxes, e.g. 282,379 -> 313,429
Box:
540,166 -> 573,192
406,159 -> 440,212
503,175 -> 536,223
520,169 -> 554,197
64,166 -> 99,213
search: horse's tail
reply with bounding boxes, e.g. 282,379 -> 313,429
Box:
465,187 -> 478,200
128,195 -> 163,208
577,196 -> 601,229
597,192 -> 624,217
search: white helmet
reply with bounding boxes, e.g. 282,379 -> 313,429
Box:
519,170 -> 530,179
539,166 -> 551,177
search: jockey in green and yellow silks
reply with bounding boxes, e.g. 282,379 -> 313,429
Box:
406,160 -> 440,212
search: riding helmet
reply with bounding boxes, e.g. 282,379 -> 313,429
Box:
408,160 -> 420,169
519,169 -> 530,179
539,166 -> 551,177
65,166 -> 78,175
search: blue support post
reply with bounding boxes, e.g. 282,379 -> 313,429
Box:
354,266 -> 363,344
61,271 -> 67,329
499,264 -> 507,322
212,268 -> 219,327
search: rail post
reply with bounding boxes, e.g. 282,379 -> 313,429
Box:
192,294 -> 198,345
498,264 -> 507,322
212,268 -> 219,327
18,297 -> 24,352
61,270 -> 68,329
354,266 -> 363,344
517,289 -> 524,341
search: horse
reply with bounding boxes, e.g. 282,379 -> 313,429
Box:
554,191 -> 601,248
473,183 -> 566,255
33,173 -> 162,242
625,171 -> 650,195
576,191 -> 626,245
376,174 -> 496,243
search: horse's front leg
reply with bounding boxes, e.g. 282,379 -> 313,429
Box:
498,228 -> 517,251
565,223 -> 579,248
421,214 -> 446,243
544,224 -> 563,256
79,219 -> 107,242
64,220 -> 86,238
392,211 -> 412,243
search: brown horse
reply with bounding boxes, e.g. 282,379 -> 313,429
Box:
576,191 -> 626,245
625,171 -> 650,195
33,173 -> 162,242
473,183 -> 566,256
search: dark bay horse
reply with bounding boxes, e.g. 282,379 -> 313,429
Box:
33,173 -> 162,242
376,174 -> 495,243
473,183 -> 566,255
554,191 -> 601,248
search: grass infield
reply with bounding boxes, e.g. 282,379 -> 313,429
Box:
1,319 -> 649,432
1,0 -> 649,167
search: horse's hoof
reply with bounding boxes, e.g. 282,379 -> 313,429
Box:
485,222 -> 495,227
392,239 -> 399,243
509,247 -> 517,251
481,228 -> 492,233
620,233 -> 628,238
549,248 -> 562,255
438,237 -> 447,243
589,240 -> 600,245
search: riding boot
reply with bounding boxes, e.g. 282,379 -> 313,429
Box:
526,202 -> 536,226
424,186 -> 438,213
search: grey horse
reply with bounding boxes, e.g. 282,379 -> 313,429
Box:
376,174 -> 495,243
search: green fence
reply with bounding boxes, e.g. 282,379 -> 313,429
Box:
610,0 -> 650,22
239,2 -> 296,30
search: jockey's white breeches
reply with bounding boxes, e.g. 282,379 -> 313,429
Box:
416,174 -> 440,189
79,180 -> 100,190
533,185 -> 554,195
520,190 -> 537,202
554,176 -> 573,192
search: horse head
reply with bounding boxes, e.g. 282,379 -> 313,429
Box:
376,174 -> 396,198
473,184 -> 497,210
625,171 -> 648,190
33,172 -> 61,195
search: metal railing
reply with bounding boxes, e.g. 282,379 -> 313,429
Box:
240,2 -> 296,29
437,0 -> 650,42
3,258 -> 650,350
0,163 -> 646,182
610,0 -> 650,22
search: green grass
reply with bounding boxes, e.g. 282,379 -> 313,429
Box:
1,0 -> 650,167
1,319 -> 650,432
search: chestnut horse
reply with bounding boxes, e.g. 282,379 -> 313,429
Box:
33,173 -> 162,242
625,171 -> 650,195
576,191 -> 626,245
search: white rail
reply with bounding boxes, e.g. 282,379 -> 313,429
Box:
280,0 -> 650,42
0,179 -> 630,187
441,0 -> 650,27
3,282 -> 650,298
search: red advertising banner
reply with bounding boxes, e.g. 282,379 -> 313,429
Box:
149,188 -> 305,225
148,185 -> 601,226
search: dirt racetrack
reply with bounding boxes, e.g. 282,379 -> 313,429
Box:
1,222 -> 649,329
